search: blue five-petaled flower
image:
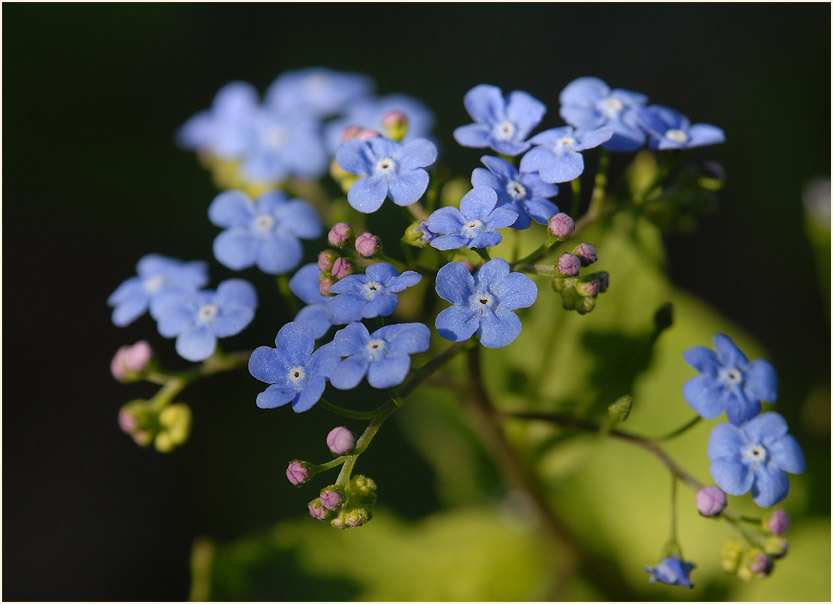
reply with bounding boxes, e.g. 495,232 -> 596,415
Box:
519,126 -> 614,184
708,412 -> 805,508
637,105 -> 726,150
155,279 -> 258,362
335,136 -> 438,213
435,258 -> 537,348
682,334 -> 777,426
208,189 -> 322,275
248,322 -> 340,412
471,156 -> 559,229
645,557 -> 696,589
327,263 -> 422,324
427,187 -> 518,250
329,322 -> 431,389
454,84 -> 546,156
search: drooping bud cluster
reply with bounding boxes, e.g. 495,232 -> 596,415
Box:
552,241 -> 608,314
118,399 -> 192,453
719,509 -> 790,581
318,225 -> 360,295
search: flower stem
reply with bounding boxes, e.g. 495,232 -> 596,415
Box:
318,398 -> 384,420
650,415 -> 702,442
276,274 -> 299,315
587,150 -> 609,218
569,178 -> 582,218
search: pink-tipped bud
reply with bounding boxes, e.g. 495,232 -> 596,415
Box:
319,486 -> 345,511
556,253 -> 581,277
357,128 -> 381,141
326,426 -> 355,455
286,460 -> 311,486
765,510 -> 790,535
328,222 -> 354,247
548,213 -> 575,240
340,125 -> 363,142
308,498 -> 330,521
118,409 -> 138,434
319,274 -> 335,296
764,537 -> 789,559
111,341 -> 152,381
318,250 -> 339,272
331,257 -> 353,280
381,110 -> 409,141
696,486 -> 727,516
748,551 -> 774,577
355,232 -> 381,258
573,242 -> 598,266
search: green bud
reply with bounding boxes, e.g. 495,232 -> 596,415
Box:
764,537 -> 788,559
350,475 -> 378,506
331,506 -> 372,529
744,548 -> 774,578
402,221 -> 430,248
329,159 -> 359,194
720,539 -> 744,574
154,403 -> 192,453
608,396 -> 633,423
574,274 -> 603,298
381,110 -> 409,142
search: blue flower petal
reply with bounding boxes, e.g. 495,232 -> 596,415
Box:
682,346 -> 721,376
743,360 -> 778,402
491,139 -> 529,157
336,138 -> 374,175
399,139 -> 437,171
214,229 -> 257,270
713,334 -> 748,368
275,322 -> 315,366
435,305 -> 479,342
707,422 -> 745,460
479,155 -> 517,181
682,375 -> 726,419
523,198 -> 559,224
743,412 -> 789,445
751,464 -> 789,508
723,389 -> 760,426
468,230 -> 502,249
256,383 -> 296,409
209,191 -> 254,228
308,342 -> 340,378
386,270 -> 422,292
255,234 -> 303,275
283,201 -> 322,239
388,169 -> 429,206
213,307 -> 255,338
539,150 -> 584,184
329,274 -> 366,295
687,124 -> 726,147
427,207 -> 466,235
560,105 -> 603,130
215,279 -> 257,309
492,272 -> 537,310
348,175 -> 388,213
292,376 -> 326,412
249,346 -> 287,383
486,206 -> 520,229
768,434 -> 806,474
559,77 -> 609,106
436,262 -> 475,305
155,299 -> 193,337
330,356 -> 370,390
475,257 -> 510,285
453,123 -> 491,148
332,322 -> 370,356
575,126 -> 615,151
460,187 -> 498,219
176,327 -> 217,362
710,457 -> 754,496
366,263 -> 400,284
367,352 -> 411,388
464,84 -> 505,123
290,264 -> 326,305
362,294 -> 399,318
112,293 -> 149,327
505,90 -> 546,136
431,234 -> 470,251
382,323 -> 431,355
478,307 -> 522,348
471,166 -> 502,191
327,294 -> 364,324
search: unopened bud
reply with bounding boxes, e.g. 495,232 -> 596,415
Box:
355,232 -> 381,258
381,110 -> 409,141
319,274 -> 335,296
111,341 -> 153,381
326,426 -> 355,455
308,498 -> 331,521
319,486 -> 345,511
286,460 -> 311,486
608,396 -> 632,423
331,257 -> 353,280
764,537 -> 788,559
332,507 -> 371,529
574,275 -> 602,298
340,125 -> 362,142
696,486 -> 727,517
555,253 -> 581,277
350,474 -> 378,506
547,213 -> 575,240
720,539 -> 743,574
747,549 -> 773,577
328,223 -> 354,247
572,242 -> 597,266
403,220 -> 436,247
155,403 -> 192,453
318,250 -> 339,272
330,159 -> 358,194
118,408 -> 139,434
763,510 -> 790,536
356,128 -> 381,141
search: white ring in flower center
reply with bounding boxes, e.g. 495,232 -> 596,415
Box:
602,97 -> 624,113
263,126 -> 288,148
366,338 -> 386,360
665,129 -> 689,144
506,181 -> 526,199
255,215 -> 275,232
144,275 -> 165,295
557,137 -> 577,150
288,365 -> 306,386
744,444 -> 767,465
474,293 -> 494,309
726,369 -> 742,384
197,304 -> 218,325
362,281 -> 383,299
376,158 -> 396,176
495,120 -> 516,141
463,219 -> 484,236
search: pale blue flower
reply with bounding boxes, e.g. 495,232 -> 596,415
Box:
472,155 -> 559,228
519,126 -> 614,183
327,263 -> 422,323
427,187 -> 518,250
645,557 -> 695,588
264,67 -> 374,118
637,105 -> 725,150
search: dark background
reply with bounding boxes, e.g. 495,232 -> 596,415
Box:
4,3 -> 830,600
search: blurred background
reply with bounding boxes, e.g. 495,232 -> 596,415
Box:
3,3 -> 830,601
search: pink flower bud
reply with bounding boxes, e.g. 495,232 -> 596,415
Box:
308,498 -> 329,520
381,110 -> 409,141
118,409 -> 138,434
556,253 -> 581,277
355,232 -> 381,258
696,486 -> 727,516
331,257 -> 353,280
340,125 -> 362,141
749,552 -> 773,576
286,460 -> 310,486
111,340 -> 152,381
319,487 -> 344,511
548,213 -> 575,239
319,275 -> 335,296
573,242 -> 598,266
318,250 -> 339,272
356,128 -> 381,141
766,510 -> 790,535
328,223 -> 354,247
326,426 -> 355,455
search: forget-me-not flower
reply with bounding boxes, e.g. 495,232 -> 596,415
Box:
682,334 -> 777,426
471,156 -> 559,229
637,105 -> 725,150
645,557 -> 696,588
327,263 -> 422,324
336,136 -> 438,212
248,322 -> 340,412
289,263 -> 336,339
435,258 -> 537,348
108,254 -> 209,327
708,412 -> 805,508
559,77 -> 648,152
264,67 -> 374,118
519,126 -> 614,184
426,187 -> 518,250
329,322 -> 431,389
156,279 -> 258,362
209,190 -> 322,275
454,84 -> 546,156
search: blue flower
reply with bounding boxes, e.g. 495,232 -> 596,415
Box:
519,126 -> 614,184
471,156 -> 559,229
335,136 -> 438,212
708,412 -> 805,508
435,258 -> 537,348
108,254 -> 209,327
327,263 -> 422,324
329,322 -> 431,389
324,93 -> 436,154
426,187 -> 518,250
559,77 -> 649,152
209,190 -> 322,275
454,84 -> 546,156
645,557 -> 696,588
264,67 -> 374,118
637,105 -> 725,150
177,81 -> 261,159
289,263 -> 336,339
155,279 -> 258,362
682,334 -> 777,426
248,322 -> 340,412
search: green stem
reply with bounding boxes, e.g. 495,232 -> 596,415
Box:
318,398 -> 384,420
669,474 -> 678,542
377,253 -> 406,271
400,240 -> 416,267
475,248 -> 491,262
516,264 -> 556,276
651,416 -> 702,442
313,456 -> 348,473
150,376 -> 190,411
587,150 -> 609,217
276,274 -> 300,315
569,178 -> 582,218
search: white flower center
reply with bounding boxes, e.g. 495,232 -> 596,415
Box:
557,137 -> 577,150
362,281 -> 384,299
366,338 -> 386,360
744,444 -> 767,465
255,215 -> 275,232
473,292 -> 494,310
197,304 -> 218,325
263,126 -> 288,148
665,129 -> 689,144
726,369 -> 742,384
602,97 -> 624,114
144,275 -> 165,295
375,158 -> 396,176
494,120 -> 516,141
288,365 -> 306,387
304,74 -> 327,94
462,219 -> 484,236
506,181 -> 526,199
